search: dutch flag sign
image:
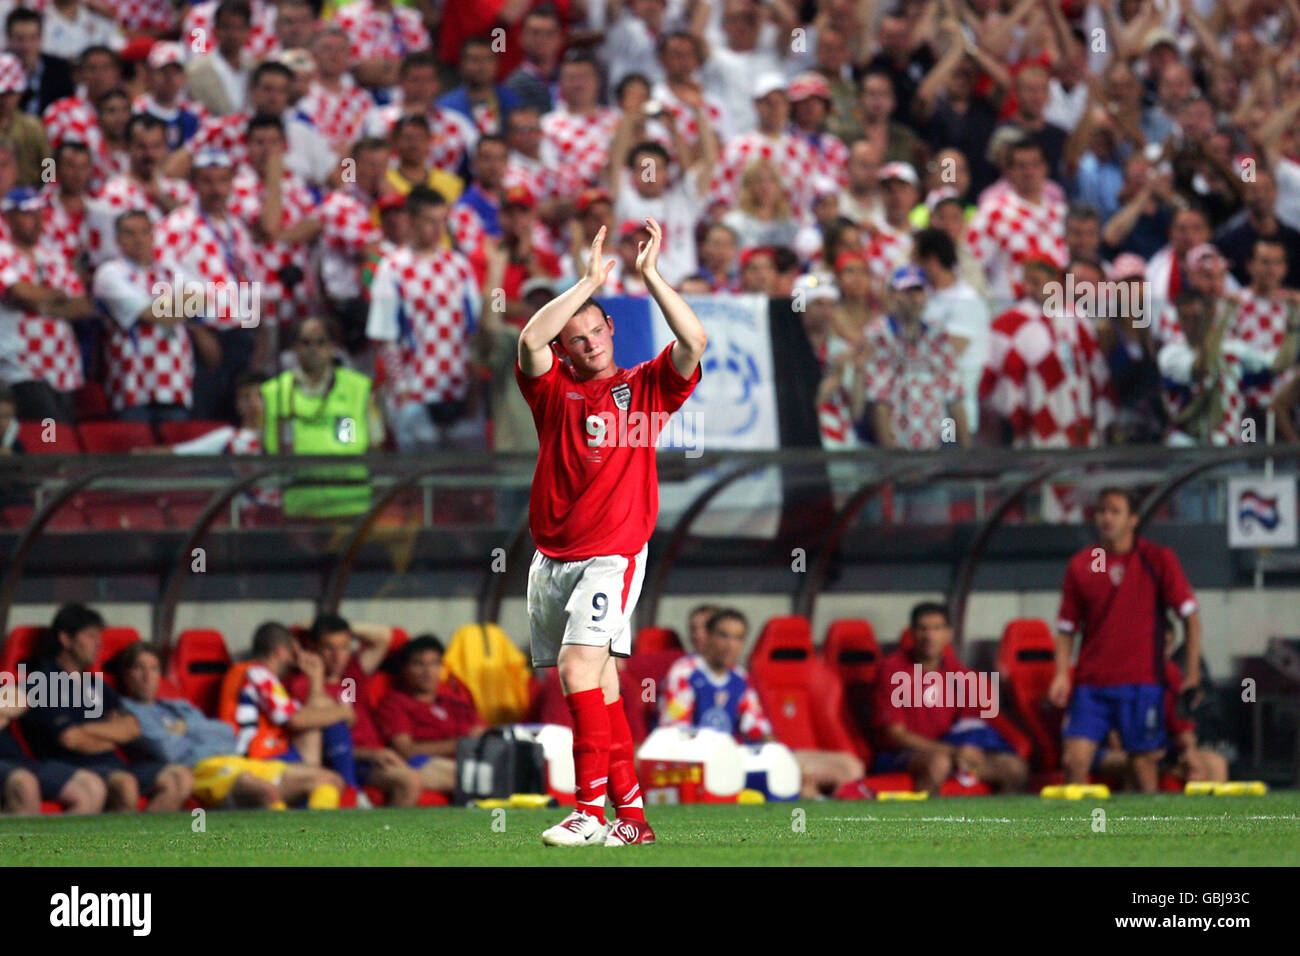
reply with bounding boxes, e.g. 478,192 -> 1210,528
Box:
1227,477 -> 1298,549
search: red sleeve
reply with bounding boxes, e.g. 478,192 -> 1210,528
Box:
373,694 -> 411,743
285,672 -> 309,704
1156,546 -> 1198,619
646,343 -> 701,414
515,354 -> 561,416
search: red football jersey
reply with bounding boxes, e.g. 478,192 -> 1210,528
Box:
871,648 -> 976,747
516,344 -> 700,561
1056,539 -> 1198,687
374,689 -> 483,744
285,657 -> 383,749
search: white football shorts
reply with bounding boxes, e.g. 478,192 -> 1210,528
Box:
527,545 -> 648,668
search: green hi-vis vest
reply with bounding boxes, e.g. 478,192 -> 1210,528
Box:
262,367 -> 372,518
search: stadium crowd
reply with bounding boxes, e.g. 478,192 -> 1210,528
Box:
0,0 -> 1296,458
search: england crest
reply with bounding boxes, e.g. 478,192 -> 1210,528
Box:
611,382 -> 631,411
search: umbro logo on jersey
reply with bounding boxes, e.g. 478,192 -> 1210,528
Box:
566,392 -> 583,400
611,383 -> 631,411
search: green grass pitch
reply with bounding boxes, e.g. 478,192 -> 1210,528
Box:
2,793 -> 1297,866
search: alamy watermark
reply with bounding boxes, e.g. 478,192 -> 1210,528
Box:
889,664 -> 1000,718
0,666 -> 106,718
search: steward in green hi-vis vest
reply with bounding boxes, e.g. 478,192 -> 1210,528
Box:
262,366 -> 373,518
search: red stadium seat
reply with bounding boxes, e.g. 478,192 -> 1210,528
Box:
748,616 -> 856,754
76,421 -> 157,453
17,420 -> 81,454
822,619 -> 881,763
1,625 -> 46,675
157,420 -> 228,446
93,626 -> 142,672
996,619 -> 1064,771
634,626 -> 682,654
73,382 -> 111,421
168,629 -> 232,715
77,491 -> 169,530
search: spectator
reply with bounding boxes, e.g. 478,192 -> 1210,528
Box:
1064,203 -> 1105,268
503,106 -> 567,209
0,185 -> 94,422
1094,254 -> 1166,444
118,642 -> 337,810
650,30 -> 725,156
601,0 -> 670,89
697,221 -> 739,292
914,40 -> 1004,197
1143,206 -> 1219,330
92,209 -> 195,424
20,603 -> 194,812
710,73 -> 816,214
721,158 -> 801,252
40,139 -> 90,273
857,68 -> 926,172
1063,86 -> 1126,223
788,72 -> 848,190
367,185 -> 485,451
297,26 -> 371,157
184,0 -> 253,118
838,138 -> 883,228
270,0 -> 317,57
6,7 -> 74,117
542,49 -> 619,192
0,52 -> 49,187
361,51 -> 477,178
1100,152 -> 1178,262
700,0 -> 792,136
215,620 -> 350,808
861,13 -> 934,127
926,191 -> 989,300
737,244 -> 776,296
1049,487 -> 1203,793
133,42 -> 207,152
980,255 -> 1114,451
473,251 -> 542,454
335,0 -> 430,92
1215,170 -> 1300,292
867,161 -> 921,283
966,138 -> 1067,311
374,634 -> 485,795
438,36 -> 520,137
183,0 -> 278,63
151,371 -> 265,455
42,44 -> 119,173
1225,237 -> 1298,412
872,602 -> 1027,794
865,265 -> 968,450
661,608 -> 864,798
40,0 -> 124,63
505,7 -> 565,115
450,134 -> 510,269
915,226 -> 990,434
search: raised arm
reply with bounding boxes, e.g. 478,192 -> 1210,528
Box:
637,217 -> 708,378
518,227 -> 615,377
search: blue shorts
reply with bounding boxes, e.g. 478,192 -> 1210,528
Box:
1065,684 -> 1166,753
872,749 -> 913,774
277,745 -> 302,764
941,722 -> 1015,754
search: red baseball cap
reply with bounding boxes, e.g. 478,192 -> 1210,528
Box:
503,184 -> 537,209
576,188 -> 612,213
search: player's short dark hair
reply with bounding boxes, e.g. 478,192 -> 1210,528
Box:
51,603 -> 106,643
397,634 -> 445,669
251,61 -> 294,88
772,246 -> 800,274
352,135 -> 390,156
689,603 -> 720,624
914,227 -> 957,270
1007,137 -> 1045,162
568,297 -> 610,326
657,29 -> 705,61
1097,486 -> 1140,514
247,112 -> 286,139
1250,235 -> 1286,260
707,608 -> 748,636
126,112 -> 167,143
628,139 -> 670,169
561,47 -> 601,72
308,613 -> 351,645
250,621 -> 296,659
392,113 -> 431,137
406,185 -> 447,215
476,133 -> 508,155
5,7 -> 42,35
909,601 -> 950,631
77,45 -> 119,71
94,87 -> 129,111
616,73 -> 652,105
462,35 -> 494,56
523,4 -> 562,26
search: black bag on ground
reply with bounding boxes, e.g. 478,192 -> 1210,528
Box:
452,726 -> 547,805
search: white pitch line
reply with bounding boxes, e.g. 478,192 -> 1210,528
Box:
826,814 -> 1300,823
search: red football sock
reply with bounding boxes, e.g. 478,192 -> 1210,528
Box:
606,698 -> 646,822
566,688 -> 610,822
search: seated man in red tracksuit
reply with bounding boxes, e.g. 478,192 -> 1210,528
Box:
872,602 -> 1028,794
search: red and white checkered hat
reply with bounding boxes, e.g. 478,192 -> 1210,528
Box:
788,71 -> 831,103
147,42 -> 185,70
0,53 -> 24,94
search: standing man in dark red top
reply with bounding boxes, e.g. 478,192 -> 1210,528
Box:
1048,487 -> 1203,792
517,218 -> 706,847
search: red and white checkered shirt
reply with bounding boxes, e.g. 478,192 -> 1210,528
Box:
366,245 -> 481,404
966,189 -> 1067,304
86,174 -> 195,265
1228,290 -> 1296,405
92,257 -> 194,410
865,316 -> 964,450
154,206 -> 258,329
710,130 -> 820,217
660,654 -> 772,743
43,94 -> 103,167
363,103 -> 476,174
190,113 -> 249,168
39,188 -> 90,272
448,202 -> 491,258
504,151 -> 571,203
649,83 -> 725,151
865,219 -> 914,283
183,0 -> 278,59
979,301 -> 1115,448
318,188 -> 381,301
796,128 -> 850,190
541,106 -> 620,191
300,80 -> 372,153
108,0 -> 177,34
335,0 -> 430,62
228,164 -> 318,315
0,239 -> 85,391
